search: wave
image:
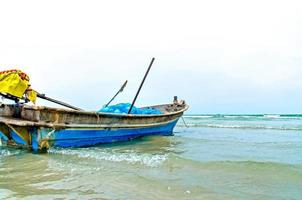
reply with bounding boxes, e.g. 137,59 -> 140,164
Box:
177,123 -> 302,131
0,148 -> 23,158
184,114 -> 302,120
263,115 -> 280,119
168,154 -> 302,169
48,148 -> 167,167
183,115 -> 213,119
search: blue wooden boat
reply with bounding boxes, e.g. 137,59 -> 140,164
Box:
0,99 -> 188,151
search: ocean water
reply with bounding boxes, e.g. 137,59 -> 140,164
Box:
0,114 -> 302,200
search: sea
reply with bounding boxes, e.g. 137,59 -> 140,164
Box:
0,114 -> 301,200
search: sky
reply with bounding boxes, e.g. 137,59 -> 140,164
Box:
0,0 -> 301,114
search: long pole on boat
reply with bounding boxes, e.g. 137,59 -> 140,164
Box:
37,93 -> 83,111
105,80 -> 128,107
128,57 -> 155,114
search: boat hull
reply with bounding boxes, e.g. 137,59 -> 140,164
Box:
0,101 -> 188,151
0,119 -> 178,151
52,119 -> 178,148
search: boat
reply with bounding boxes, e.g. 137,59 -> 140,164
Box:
0,99 -> 188,151
0,65 -> 188,151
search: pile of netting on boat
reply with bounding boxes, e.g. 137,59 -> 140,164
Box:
99,103 -> 162,115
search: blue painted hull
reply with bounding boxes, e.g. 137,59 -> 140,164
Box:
0,117 -> 181,151
52,120 -> 178,148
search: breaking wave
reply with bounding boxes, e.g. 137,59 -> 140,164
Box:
180,114 -> 302,130
177,123 -> 302,131
48,148 -> 168,167
0,148 -> 23,158
184,115 -> 213,119
184,114 -> 302,120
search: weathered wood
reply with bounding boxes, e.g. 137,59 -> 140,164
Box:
0,100 -> 188,127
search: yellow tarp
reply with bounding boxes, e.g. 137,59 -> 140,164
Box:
0,70 -> 37,103
26,89 -> 37,103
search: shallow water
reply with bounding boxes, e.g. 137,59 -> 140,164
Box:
0,115 -> 302,200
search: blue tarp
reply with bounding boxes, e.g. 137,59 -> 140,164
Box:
99,103 -> 162,115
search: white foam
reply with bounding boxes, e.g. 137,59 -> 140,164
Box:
177,123 -> 302,130
224,115 -> 256,119
0,189 -> 15,199
183,115 -> 213,118
48,148 -> 167,167
0,149 -> 22,157
264,115 -> 280,119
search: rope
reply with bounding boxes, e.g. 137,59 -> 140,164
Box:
181,116 -> 189,128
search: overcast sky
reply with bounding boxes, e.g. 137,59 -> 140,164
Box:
0,0 -> 301,114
